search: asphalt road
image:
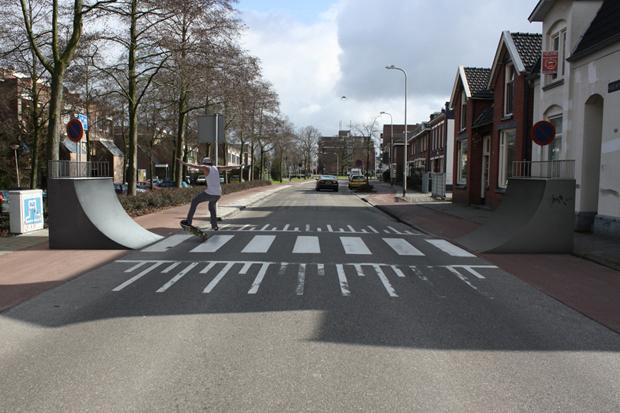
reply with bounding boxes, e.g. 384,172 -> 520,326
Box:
1,181 -> 620,412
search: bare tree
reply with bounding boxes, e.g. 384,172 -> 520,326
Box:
297,126 -> 320,176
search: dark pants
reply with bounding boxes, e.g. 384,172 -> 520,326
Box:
186,192 -> 220,228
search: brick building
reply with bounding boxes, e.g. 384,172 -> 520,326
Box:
318,130 -> 375,175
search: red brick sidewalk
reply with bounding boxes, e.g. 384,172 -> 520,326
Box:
363,183 -> 620,334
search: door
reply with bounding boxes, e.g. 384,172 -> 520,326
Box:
481,136 -> 490,199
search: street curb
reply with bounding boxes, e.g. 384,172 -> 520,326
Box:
355,192 -> 433,237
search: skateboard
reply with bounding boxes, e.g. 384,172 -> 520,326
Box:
180,222 -> 209,241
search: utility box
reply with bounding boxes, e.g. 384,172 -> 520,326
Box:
9,189 -> 44,234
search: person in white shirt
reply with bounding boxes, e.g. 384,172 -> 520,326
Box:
179,157 -> 230,230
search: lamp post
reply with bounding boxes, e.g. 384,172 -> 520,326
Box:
379,111 -> 393,184
10,143 -> 20,188
385,65 -> 408,196
367,114 -> 382,178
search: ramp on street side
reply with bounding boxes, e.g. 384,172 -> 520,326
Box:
457,178 -> 575,253
48,177 -> 163,249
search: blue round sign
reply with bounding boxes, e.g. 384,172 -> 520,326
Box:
531,120 -> 556,146
66,118 -> 84,143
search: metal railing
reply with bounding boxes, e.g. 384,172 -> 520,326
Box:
48,160 -> 111,178
512,160 -> 575,179
431,172 -> 447,198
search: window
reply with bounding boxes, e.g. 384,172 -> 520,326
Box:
460,90 -> 467,130
548,116 -> 563,161
504,64 -> 515,116
498,129 -> 516,188
457,138 -> 468,185
549,28 -> 567,82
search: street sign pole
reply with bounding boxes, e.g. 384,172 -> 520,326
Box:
215,114 -> 219,166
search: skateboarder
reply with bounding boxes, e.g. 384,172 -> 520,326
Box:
178,157 -> 224,231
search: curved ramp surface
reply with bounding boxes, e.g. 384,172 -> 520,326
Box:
457,178 -> 575,253
49,178 -> 163,249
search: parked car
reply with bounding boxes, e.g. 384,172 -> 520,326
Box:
348,175 -> 368,190
195,175 -> 206,185
315,175 -> 339,192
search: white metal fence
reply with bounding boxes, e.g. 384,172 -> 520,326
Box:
511,160 -> 575,179
48,160 -> 110,178
431,172 -> 446,198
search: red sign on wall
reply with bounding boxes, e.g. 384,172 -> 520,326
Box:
542,51 -> 559,75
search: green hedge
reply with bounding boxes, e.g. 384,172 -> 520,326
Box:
119,180 -> 272,217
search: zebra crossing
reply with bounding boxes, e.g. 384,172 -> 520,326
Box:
195,223 -> 423,235
142,232 -> 475,258
113,259 -> 500,298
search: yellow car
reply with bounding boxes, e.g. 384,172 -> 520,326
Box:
348,175 -> 368,189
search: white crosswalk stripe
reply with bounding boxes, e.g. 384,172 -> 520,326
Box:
190,235 -> 234,253
143,234 -> 193,252
293,236 -> 321,254
340,237 -> 371,255
425,239 -> 475,257
157,262 -> 198,293
203,262 -> 235,293
383,238 -> 424,256
242,235 -> 276,253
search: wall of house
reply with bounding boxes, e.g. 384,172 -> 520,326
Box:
571,45 -> 620,236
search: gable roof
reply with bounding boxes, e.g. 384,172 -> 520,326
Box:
568,0 -> 620,61
529,0 -> 555,22
472,107 -> 494,129
489,31 -> 542,88
450,66 -> 492,106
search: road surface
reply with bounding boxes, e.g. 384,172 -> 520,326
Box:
1,181 -> 620,412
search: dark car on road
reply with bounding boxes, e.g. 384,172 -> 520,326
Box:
315,175 -> 339,192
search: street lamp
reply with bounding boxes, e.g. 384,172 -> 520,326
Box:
379,111 -> 393,185
10,143 -> 20,188
385,65 -> 408,196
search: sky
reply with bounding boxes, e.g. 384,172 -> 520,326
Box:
238,0 -> 542,136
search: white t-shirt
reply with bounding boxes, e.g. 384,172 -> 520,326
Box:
205,166 -> 222,196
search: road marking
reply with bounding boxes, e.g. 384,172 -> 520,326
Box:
239,262 -> 253,274
294,227 -> 299,231
260,224 -> 269,231
200,262 -> 217,274
353,264 -> 365,277
190,235 -> 234,253
157,262 -> 198,293
296,263 -> 306,295
426,239 -> 475,257
248,263 -> 270,294
388,226 -> 403,235
203,262 -> 235,293
340,237 -> 371,255
240,224 -> 251,231
142,234 -> 192,252
336,264 -> 351,296
347,225 -> 356,232
327,225 -> 334,232
125,262 -> 146,273
305,224 -> 310,232
242,235 -> 276,253
445,265 -> 498,279
444,266 -> 478,291
278,262 -> 288,275
283,224 -> 290,231
383,229 -> 390,234
373,264 -> 398,298
113,262 -> 164,292
391,265 -> 406,278
317,263 -> 325,276
162,262 -> 181,273
293,236 -> 321,254
410,265 -> 445,299
317,228 -> 322,232
383,238 -> 424,256
367,225 -> 379,234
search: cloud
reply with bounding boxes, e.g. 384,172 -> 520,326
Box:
240,0 -> 542,135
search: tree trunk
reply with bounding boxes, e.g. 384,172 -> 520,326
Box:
174,92 -> 188,187
127,105 -> 138,195
29,65 -> 40,188
46,69 -> 65,163
127,0 -> 138,196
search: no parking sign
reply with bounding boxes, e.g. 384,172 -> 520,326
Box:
531,120 -> 556,146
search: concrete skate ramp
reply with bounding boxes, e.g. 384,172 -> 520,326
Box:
48,177 -> 163,249
457,178 -> 575,253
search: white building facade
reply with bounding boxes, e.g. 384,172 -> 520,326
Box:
530,0 -> 620,236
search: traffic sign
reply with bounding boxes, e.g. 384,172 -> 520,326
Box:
66,118 -> 84,143
542,51 -> 558,75
531,120 -> 556,146
77,113 -> 89,131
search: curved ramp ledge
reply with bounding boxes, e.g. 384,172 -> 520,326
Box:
48,177 -> 163,249
457,178 -> 576,254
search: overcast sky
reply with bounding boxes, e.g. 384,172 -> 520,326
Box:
239,0 -> 541,136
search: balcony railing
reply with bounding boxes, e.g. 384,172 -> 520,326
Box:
512,160 -> 575,179
48,160 -> 111,179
